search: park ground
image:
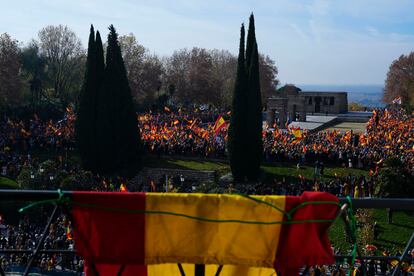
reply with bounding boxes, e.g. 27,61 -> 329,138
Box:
326,122 -> 367,134
1,154 -> 413,253
146,156 -> 414,253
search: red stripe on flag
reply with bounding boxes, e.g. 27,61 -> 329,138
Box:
274,192 -> 338,275
72,192 -> 146,265
84,264 -> 147,276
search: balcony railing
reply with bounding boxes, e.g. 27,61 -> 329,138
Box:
0,190 -> 412,276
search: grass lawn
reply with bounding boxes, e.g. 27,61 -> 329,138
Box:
0,176 -> 20,189
325,122 -> 367,134
146,156 -> 228,171
262,163 -> 368,182
371,209 -> 414,251
145,155 -> 229,176
146,155 -> 368,181
329,209 -> 414,253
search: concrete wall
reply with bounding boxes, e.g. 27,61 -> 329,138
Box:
129,167 -> 216,191
267,92 -> 348,124
286,96 -> 307,121
300,92 -> 347,114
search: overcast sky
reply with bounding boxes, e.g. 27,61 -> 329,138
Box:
1,0 -> 413,85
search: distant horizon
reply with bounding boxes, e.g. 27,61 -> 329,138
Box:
295,83 -> 384,87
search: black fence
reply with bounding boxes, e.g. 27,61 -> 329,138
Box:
0,190 -> 413,276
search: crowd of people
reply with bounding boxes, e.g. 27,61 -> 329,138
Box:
0,108 -> 76,180
0,106 -> 413,274
1,107 -> 413,182
139,111 -> 227,158
0,214 -> 82,274
139,108 -> 414,175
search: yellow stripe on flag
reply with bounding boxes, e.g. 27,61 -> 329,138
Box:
147,263 -> 277,275
213,116 -> 226,134
147,263 -> 193,275
145,193 -> 286,268
292,129 -> 302,139
207,264 -> 276,275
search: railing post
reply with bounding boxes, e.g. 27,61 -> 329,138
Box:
391,232 -> 414,276
177,263 -> 185,276
195,264 -> 205,276
24,204 -> 59,276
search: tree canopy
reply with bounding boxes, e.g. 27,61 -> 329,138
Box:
383,52 -> 414,108
95,25 -> 142,172
228,14 -> 263,182
2,24 -> 279,111
0,33 -> 23,108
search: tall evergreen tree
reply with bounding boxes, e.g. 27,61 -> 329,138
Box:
76,25 -> 97,170
95,25 -> 142,172
228,24 -> 248,182
246,41 -> 262,180
241,13 -> 263,181
95,31 -> 105,88
245,13 -> 256,74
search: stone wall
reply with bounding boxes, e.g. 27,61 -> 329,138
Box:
267,91 -> 348,125
300,92 -> 348,114
129,167 -> 216,191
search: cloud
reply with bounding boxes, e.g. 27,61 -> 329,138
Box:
365,26 -> 379,37
289,24 -> 308,41
307,0 -> 330,16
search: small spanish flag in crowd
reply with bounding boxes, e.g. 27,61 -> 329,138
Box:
392,96 -> 402,105
291,128 -> 302,140
66,225 -> 73,241
213,116 -> 227,135
120,183 -> 128,192
150,181 -> 157,192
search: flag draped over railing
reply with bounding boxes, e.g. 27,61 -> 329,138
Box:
70,191 -> 339,276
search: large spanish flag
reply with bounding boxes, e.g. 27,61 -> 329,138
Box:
71,192 -> 339,276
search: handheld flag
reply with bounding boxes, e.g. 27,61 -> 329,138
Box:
150,181 -> 157,192
66,225 -> 73,240
213,116 -> 226,135
392,96 -> 402,105
291,128 -> 302,140
120,183 -> 128,192
285,119 -> 290,130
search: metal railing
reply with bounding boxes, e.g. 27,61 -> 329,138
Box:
0,190 -> 413,276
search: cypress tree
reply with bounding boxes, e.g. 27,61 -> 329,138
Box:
95,25 -> 141,172
228,24 -> 248,182
244,13 -> 263,181
76,25 -> 97,170
95,31 -> 105,89
245,13 -> 256,75
246,41 -> 262,180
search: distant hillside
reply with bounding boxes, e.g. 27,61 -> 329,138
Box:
298,84 -> 384,107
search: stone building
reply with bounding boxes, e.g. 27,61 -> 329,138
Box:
266,85 -> 348,128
